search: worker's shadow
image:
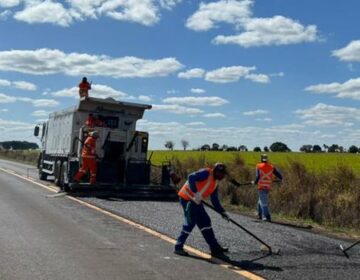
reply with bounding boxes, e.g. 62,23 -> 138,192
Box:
185,252 -> 282,272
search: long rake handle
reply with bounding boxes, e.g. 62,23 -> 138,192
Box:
343,240 -> 360,252
202,200 -> 273,253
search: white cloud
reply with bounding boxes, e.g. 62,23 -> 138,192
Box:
0,109 -> 9,112
205,65 -> 255,83
186,121 -> 205,126
52,84 -> 128,99
243,109 -> 269,116
163,96 -> 228,106
0,118 -> 34,132
178,68 -> 205,79
214,16 -> 318,47
32,110 -> 50,117
4,0 -> 183,27
203,112 -> 226,118
0,93 -> 58,107
332,40 -> 360,62
0,78 -> 37,91
245,73 -> 270,83
295,103 -> 360,127
255,117 -> 272,122
190,88 -> 205,94
305,77 -> 360,100
0,49 -> 183,78
0,10 -> 12,20
186,0 -> 253,31
152,104 -> 203,115
138,95 -> 152,102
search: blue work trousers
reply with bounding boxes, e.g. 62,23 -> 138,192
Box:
175,198 -> 218,250
257,189 -> 271,219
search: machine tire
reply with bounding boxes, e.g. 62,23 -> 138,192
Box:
39,169 -> 47,181
60,161 -> 70,192
54,160 -> 62,186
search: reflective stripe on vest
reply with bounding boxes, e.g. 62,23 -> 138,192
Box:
178,168 -> 217,201
257,163 -> 274,190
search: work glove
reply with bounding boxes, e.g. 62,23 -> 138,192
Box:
251,180 -> 255,186
193,192 -> 203,205
221,211 -> 230,222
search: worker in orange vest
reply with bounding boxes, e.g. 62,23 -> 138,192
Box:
174,163 -> 229,259
254,154 -> 282,222
74,131 -> 99,185
85,113 -> 96,128
78,77 -> 91,98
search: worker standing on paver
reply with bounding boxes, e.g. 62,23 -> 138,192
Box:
254,154 -> 282,222
174,163 -> 229,259
79,77 -> 91,99
74,131 -> 99,185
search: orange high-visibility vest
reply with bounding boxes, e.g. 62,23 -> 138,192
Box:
257,163 -> 274,190
79,82 -> 91,97
178,168 -> 217,201
81,136 -> 96,158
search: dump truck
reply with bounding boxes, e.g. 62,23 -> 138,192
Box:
34,97 -> 176,198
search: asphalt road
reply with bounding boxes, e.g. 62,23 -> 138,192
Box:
1,159 -> 360,279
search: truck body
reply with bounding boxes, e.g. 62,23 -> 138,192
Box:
35,97 -> 175,198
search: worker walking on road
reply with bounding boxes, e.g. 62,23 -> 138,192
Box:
74,131 -> 99,185
174,163 -> 230,259
79,77 -> 91,99
254,154 -> 282,222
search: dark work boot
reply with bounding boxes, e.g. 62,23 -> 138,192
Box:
211,248 -> 229,261
214,243 -> 229,252
174,248 -> 189,256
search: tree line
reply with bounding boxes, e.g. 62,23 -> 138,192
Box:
0,141 -> 39,150
164,140 -> 359,153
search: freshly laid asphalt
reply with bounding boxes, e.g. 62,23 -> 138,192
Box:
1,159 -> 360,279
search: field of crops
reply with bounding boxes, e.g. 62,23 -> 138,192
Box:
149,151 -> 360,175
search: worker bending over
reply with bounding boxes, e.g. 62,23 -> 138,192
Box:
175,163 -> 229,259
254,154 -> 282,222
74,131 -> 99,185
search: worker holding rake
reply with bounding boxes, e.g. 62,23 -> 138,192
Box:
174,163 -> 229,259
254,154 -> 282,222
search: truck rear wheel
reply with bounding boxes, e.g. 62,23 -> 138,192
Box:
60,161 -> 70,192
39,169 -> 47,180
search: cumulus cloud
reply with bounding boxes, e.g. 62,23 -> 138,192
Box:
0,49 -> 183,78
295,103 -> 360,127
186,0 -> 253,31
214,16 -> 318,47
186,121 -> 205,126
305,77 -> 360,100
205,65 -> 269,83
152,104 -> 203,115
0,10 -> 12,20
190,88 -> 205,94
163,96 -> 228,106
138,95 -> 152,102
0,109 -> 9,112
0,92 -> 58,107
203,112 -> 226,118
243,109 -> 269,116
178,68 -> 205,79
332,40 -> 360,62
3,0 -> 182,27
187,0 -> 319,48
52,84 -> 129,99
0,79 -> 37,91
31,110 -> 50,117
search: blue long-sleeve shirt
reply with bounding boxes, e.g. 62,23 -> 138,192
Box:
254,166 -> 282,184
187,168 -> 225,213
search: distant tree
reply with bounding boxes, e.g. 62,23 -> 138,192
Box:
200,144 -> 211,151
300,144 -> 313,153
181,139 -> 189,151
328,144 -> 340,153
270,142 -> 291,152
226,146 -> 237,151
221,144 -> 228,151
348,145 -> 359,154
312,145 -> 322,153
323,144 -> 329,152
212,143 -> 220,151
0,141 -> 38,150
263,146 -> 269,152
238,145 -> 248,152
253,147 -> 261,152
164,141 -> 174,151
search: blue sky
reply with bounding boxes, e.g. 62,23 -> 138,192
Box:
0,0 -> 359,150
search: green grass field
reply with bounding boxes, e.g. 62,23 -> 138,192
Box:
149,151 -> 360,174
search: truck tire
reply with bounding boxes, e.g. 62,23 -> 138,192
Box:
39,169 -> 47,181
54,160 -> 62,186
60,161 -> 70,192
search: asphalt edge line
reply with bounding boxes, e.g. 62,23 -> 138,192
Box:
0,167 -> 265,280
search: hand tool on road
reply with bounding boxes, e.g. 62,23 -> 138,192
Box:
201,200 -> 281,256
339,240 -> 360,258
